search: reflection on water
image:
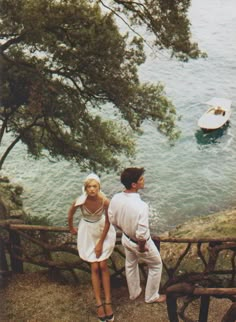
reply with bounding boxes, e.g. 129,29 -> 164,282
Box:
195,123 -> 230,145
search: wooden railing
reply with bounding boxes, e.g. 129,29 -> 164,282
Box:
0,219 -> 236,322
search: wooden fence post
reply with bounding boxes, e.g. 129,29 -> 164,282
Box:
198,295 -> 210,322
40,231 -> 52,261
0,236 -> 8,271
9,230 -> 23,273
0,236 -> 9,287
166,295 -> 179,322
154,238 -> 160,251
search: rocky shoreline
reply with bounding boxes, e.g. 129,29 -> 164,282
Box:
164,207 -> 236,238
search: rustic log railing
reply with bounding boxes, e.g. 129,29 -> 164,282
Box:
0,220 -> 235,322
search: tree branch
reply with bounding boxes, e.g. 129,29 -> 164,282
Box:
0,33 -> 26,53
0,134 -> 21,170
99,0 -> 154,51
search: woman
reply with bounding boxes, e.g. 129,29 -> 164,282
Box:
68,173 -> 116,322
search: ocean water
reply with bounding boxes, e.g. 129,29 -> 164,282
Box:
1,0 -> 236,233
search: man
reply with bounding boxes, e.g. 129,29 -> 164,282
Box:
108,167 -> 166,303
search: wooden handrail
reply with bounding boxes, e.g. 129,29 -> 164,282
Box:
1,223 -> 236,243
193,288 -> 236,295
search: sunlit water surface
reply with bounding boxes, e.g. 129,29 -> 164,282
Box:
1,0 -> 236,233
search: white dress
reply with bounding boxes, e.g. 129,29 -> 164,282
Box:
77,201 -> 116,263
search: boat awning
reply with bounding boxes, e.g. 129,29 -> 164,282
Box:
205,97 -> 232,110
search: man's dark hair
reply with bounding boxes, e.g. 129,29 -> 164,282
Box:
120,167 -> 145,189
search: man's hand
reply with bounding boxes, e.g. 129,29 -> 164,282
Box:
138,240 -> 148,253
138,245 -> 149,253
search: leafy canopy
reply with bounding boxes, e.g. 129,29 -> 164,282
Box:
0,0 -> 204,172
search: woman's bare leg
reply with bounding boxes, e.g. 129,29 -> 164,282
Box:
91,262 -> 105,317
99,260 -> 113,316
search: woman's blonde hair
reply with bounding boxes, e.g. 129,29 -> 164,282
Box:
84,178 -> 101,191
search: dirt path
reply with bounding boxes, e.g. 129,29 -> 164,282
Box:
0,270 -> 232,322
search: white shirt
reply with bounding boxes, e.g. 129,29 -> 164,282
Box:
108,192 -> 150,241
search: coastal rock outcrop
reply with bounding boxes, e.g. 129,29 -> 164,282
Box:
0,176 -> 26,220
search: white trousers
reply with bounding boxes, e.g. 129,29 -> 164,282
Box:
122,234 -> 163,303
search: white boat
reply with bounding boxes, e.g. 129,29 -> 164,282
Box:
198,97 -> 232,131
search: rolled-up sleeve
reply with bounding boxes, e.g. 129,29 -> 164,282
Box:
135,204 -> 149,240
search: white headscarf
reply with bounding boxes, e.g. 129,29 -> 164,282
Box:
74,173 -> 101,206
84,173 -> 100,184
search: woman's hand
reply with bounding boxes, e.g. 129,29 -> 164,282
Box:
95,241 -> 103,258
70,227 -> 78,235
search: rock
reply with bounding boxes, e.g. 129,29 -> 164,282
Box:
0,176 -> 26,220
167,210 -> 236,238
0,176 -> 9,183
14,185 -> 23,195
0,198 -> 8,219
9,210 -> 25,218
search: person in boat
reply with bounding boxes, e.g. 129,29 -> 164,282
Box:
214,106 -> 223,115
108,167 -> 166,304
68,173 -> 116,322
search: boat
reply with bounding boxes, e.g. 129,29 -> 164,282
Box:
198,97 -> 232,131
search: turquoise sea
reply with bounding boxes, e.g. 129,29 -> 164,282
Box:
1,0 -> 236,233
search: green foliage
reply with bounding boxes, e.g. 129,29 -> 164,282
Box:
0,0 -> 203,172
24,213 -> 52,226
103,0 -> 206,61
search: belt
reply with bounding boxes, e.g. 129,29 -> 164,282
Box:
124,232 -> 138,244
83,217 -> 101,223
124,232 -> 150,244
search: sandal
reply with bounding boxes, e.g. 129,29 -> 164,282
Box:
104,303 -> 114,322
96,304 -> 106,322
98,317 -> 107,322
